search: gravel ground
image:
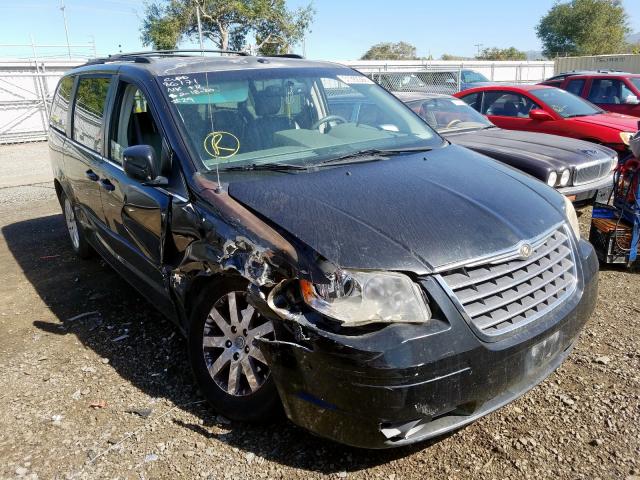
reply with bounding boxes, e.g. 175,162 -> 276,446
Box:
0,142 -> 639,480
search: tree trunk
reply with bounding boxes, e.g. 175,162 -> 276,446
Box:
220,28 -> 229,50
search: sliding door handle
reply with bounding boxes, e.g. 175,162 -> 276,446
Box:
99,179 -> 115,192
85,170 -> 99,181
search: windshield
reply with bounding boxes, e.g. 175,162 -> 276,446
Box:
408,96 -> 492,131
160,68 -> 441,172
630,78 -> 640,92
529,87 -> 603,118
462,70 -> 489,84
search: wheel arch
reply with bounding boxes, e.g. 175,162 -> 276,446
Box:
180,271 -> 247,331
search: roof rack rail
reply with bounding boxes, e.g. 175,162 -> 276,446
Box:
83,49 -> 250,66
264,53 -> 304,59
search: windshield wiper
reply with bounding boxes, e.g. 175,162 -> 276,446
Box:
565,112 -> 600,118
318,146 -> 434,167
220,162 -> 308,172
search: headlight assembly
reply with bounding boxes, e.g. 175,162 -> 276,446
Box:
300,270 -> 431,326
620,131 -> 634,146
547,171 -> 558,187
559,169 -> 571,187
563,195 -> 580,239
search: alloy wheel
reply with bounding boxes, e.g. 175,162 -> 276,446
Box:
202,291 -> 274,396
63,197 -> 80,250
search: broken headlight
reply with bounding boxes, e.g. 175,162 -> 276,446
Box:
300,270 -> 431,326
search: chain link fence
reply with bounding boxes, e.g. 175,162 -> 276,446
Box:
344,60 -> 555,95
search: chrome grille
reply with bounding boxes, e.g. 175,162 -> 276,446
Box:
438,226 -> 577,338
574,158 -> 614,186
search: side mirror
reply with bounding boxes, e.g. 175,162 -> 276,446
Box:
529,109 -> 554,121
123,145 -> 167,185
624,95 -> 639,105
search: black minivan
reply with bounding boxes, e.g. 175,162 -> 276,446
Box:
48,51 -> 598,449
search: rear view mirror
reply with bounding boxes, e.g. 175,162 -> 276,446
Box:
529,109 -> 554,121
624,95 -> 639,105
123,145 -> 167,186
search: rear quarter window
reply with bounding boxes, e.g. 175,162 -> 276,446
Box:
72,77 -> 112,152
49,76 -> 74,133
459,93 -> 480,111
565,79 -> 585,96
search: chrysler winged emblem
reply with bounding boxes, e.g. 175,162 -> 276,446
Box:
519,243 -> 533,259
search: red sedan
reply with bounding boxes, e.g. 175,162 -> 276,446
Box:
454,85 -> 639,155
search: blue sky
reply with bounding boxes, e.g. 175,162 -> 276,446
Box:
0,0 -> 639,60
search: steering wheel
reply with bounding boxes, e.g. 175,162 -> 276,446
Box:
446,119 -> 463,128
312,115 -> 347,131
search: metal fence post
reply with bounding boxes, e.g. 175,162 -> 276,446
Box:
30,35 -> 49,133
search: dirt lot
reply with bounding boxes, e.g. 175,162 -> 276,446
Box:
0,142 -> 638,480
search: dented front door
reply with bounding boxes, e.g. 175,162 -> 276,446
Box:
96,78 -> 173,310
98,158 -> 172,306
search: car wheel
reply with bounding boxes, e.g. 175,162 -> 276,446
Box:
189,278 -> 280,421
61,193 -> 92,259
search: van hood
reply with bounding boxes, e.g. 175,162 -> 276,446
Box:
444,127 -> 615,171
226,145 -> 565,274
572,112 -> 638,131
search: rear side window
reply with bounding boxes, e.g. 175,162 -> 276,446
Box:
49,76 -> 74,133
565,79 -> 585,96
459,93 -> 480,110
73,77 -> 112,152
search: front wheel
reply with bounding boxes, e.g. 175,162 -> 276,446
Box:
188,279 -> 280,421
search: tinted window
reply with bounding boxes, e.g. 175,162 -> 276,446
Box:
459,93 -> 480,110
408,97 -> 492,131
565,79 -> 585,96
529,87 -> 602,118
482,91 -> 539,117
49,76 -> 74,132
73,77 -> 112,152
588,79 -> 634,105
110,84 -> 163,165
630,78 -> 640,91
462,70 -> 489,84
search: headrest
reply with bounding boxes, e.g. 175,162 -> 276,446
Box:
254,85 -> 283,116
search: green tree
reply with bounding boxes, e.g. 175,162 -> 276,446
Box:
440,53 -> 471,60
360,42 -> 418,60
536,0 -> 630,57
475,47 -> 527,61
140,0 -> 314,54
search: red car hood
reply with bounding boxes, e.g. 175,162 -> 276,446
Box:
572,112 -> 639,131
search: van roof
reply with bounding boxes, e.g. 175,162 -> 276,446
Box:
76,50 -> 343,76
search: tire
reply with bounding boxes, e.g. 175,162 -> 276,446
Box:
60,192 -> 92,259
188,277 -> 280,421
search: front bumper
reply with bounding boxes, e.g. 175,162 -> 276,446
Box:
558,174 -> 613,204
258,239 -> 598,449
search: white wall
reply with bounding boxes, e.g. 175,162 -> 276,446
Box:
342,60 -> 555,84
0,59 -> 80,143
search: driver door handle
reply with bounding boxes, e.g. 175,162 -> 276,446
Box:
85,170 -> 99,181
99,178 -> 115,192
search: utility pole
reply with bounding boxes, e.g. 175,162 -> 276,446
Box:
474,43 -> 483,57
196,4 -> 204,51
60,0 -> 71,58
